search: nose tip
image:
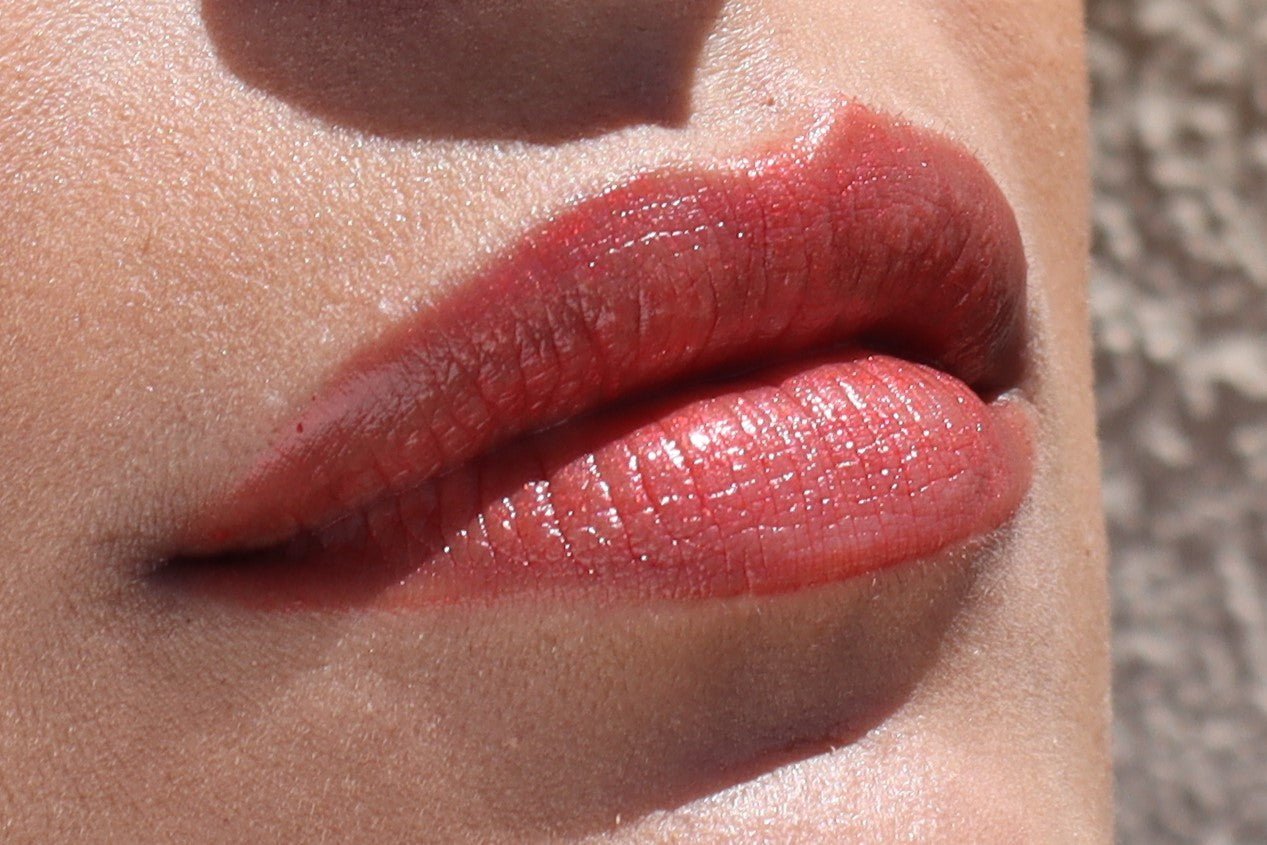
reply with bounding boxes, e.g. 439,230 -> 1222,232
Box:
200,0 -> 726,143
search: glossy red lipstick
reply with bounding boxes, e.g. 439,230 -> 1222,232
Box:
170,103 -> 1033,608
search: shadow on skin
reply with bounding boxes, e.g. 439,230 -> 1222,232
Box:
137,546 -> 984,840
200,0 -> 725,142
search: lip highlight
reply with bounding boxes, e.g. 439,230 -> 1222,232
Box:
168,102 -> 1033,609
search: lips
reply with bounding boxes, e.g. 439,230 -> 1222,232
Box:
168,102 -> 1032,609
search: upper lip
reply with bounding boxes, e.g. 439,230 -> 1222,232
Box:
182,101 -> 1027,557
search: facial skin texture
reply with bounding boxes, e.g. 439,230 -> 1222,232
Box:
0,1 -> 1108,842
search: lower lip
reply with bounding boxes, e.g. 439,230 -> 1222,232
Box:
168,352 -> 1032,609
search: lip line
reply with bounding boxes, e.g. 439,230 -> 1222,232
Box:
174,100 -> 1030,599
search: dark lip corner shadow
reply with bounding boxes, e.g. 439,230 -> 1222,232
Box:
199,0 -> 727,143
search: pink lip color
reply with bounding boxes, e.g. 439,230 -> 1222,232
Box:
170,102 -> 1033,609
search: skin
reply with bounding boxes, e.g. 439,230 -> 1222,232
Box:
0,0 -> 1109,841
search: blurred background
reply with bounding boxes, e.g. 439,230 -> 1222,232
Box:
1088,1 -> 1267,841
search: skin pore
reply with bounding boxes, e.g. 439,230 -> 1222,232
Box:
0,1 -> 1109,841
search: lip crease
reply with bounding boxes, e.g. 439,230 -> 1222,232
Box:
165,100 -> 1033,609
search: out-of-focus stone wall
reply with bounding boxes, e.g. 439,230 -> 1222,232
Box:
1088,1 -> 1267,841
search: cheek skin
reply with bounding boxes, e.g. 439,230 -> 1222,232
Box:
922,5 -> 1112,841
0,0 -> 1106,841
